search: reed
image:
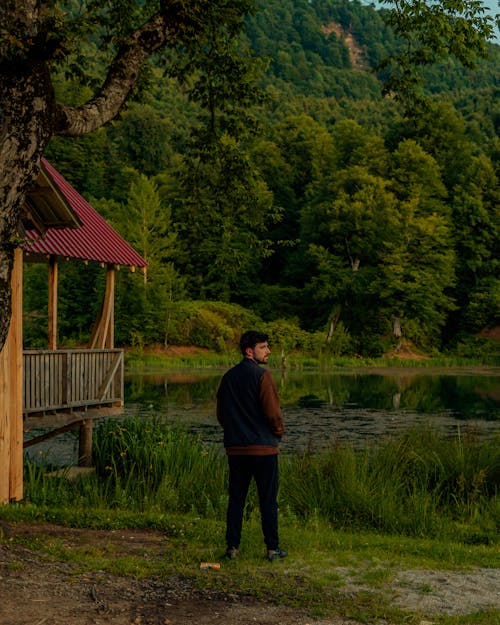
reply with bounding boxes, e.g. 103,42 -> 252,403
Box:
22,419 -> 499,543
280,427 -> 499,540
92,417 -> 228,515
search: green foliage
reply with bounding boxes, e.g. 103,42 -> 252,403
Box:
280,428 -> 499,538
35,0 -> 500,356
379,0 -> 495,111
23,264 -> 50,348
264,318 -> 312,351
22,420 -> 499,543
158,300 -> 259,351
322,320 -> 352,357
91,417 -> 227,515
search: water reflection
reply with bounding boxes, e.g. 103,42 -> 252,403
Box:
124,368 -> 500,453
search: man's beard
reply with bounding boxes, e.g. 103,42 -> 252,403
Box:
253,355 -> 268,365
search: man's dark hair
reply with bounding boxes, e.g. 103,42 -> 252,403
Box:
239,330 -> 269,356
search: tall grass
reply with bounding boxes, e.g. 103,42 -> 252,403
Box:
23,419 -> 499,542
280,428 -> 499,540
92,417 -> 228,515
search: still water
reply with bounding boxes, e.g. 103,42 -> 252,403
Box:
27,367 -> 499,464
123,367 -> 500,453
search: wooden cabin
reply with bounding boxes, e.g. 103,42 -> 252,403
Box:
0,159 -> 147,503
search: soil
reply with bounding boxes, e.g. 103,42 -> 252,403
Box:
1,522 -> 499,625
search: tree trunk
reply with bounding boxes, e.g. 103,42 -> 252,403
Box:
326,308 -> 341,342
393,315 -> 402,338
0,54 -> 55,349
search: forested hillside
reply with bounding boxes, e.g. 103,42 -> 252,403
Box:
26,0 -> 500,358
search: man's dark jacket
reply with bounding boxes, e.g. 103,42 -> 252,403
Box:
216,358 -> 284,455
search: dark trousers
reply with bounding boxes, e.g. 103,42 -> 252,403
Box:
226,454 -> 279,550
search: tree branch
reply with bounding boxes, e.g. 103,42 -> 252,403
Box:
54,12 -> 172,136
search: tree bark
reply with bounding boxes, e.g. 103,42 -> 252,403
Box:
0,58 -> 54,349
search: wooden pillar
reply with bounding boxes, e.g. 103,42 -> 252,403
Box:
0,248 -> 24,503
78,419 -> 93,467
9,248 -> 23,500
48,255 -> 58,350
105,265 -> 115,349
89,264 -> 115,349
0,325 -> 11,503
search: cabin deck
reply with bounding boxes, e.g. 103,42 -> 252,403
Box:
23,348 -> 124,416
22,349 -> 124,462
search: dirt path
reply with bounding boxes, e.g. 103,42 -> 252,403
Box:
1,523 -> 499,625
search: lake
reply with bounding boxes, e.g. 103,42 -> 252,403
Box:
123,367 -> 500,452
26,367 -> 500,464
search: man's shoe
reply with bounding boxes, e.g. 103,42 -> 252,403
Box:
267,547 -> 287,562
225,546 -> 238,559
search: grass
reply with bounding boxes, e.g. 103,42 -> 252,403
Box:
2,419 -> 498,624
1,507 -> 499,625
20,418 -> 500,542
124,347 -> 500,371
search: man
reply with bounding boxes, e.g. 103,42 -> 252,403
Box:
216,330 -> 287,562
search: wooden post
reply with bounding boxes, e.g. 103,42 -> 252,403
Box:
9,248 -> 23,501
48,255 -> 58,350
89,264 -> 115,349
104,265 -> 115,349
0,327 -> 11,503
0,248 -> 24,503
78,419 -> 93,467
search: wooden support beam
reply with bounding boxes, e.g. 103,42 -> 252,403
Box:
0,328 -> 11,503
9,248 -> 23,501
0,248 -> 24,503
23,419 -> 85,448
78,419 -> 93,467
97,351 -> 123,401
89,265 -> 115,349
48,255 -> 58,350
24,405 -> 124,430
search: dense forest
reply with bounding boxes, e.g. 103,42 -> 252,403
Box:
24,0 -> 500,358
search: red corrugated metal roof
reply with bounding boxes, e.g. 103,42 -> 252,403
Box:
23,159 -> 147,269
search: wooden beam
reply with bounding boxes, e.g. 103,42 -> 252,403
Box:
9,248 -> 23,501
89,265 -> 115,349
23,419 -> 84,448
78,419 -> 93,467
0,248 -> 23,503
48,255 -> 58,350
0,326 -> 11,503
107,266 -> 115,348
96,351 -> 123,401
24,405 -> 123,430
100,265 -> 114,349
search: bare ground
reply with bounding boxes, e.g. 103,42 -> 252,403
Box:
1,522 -> 499,625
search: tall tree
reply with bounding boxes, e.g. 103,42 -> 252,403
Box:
113,171 -> 184,343
0,0 -> 254,350
302,136 -> 457,350
168,7 -> 279,302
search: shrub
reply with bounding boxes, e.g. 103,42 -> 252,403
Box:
164,300 -> 259,351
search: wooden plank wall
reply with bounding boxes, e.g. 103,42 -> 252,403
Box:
0,319 -> 11,502
0,249 -> 23,503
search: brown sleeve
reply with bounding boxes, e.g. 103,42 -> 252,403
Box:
259,370 -> 284,436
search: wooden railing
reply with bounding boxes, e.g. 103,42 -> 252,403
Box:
23,349 -> 124,416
